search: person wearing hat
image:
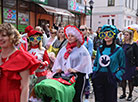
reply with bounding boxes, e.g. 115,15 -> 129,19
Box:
0,23 -> 40,102
35,26 -> 48,48
26,26 -> 50,97
52,25 -> 92,102
119,27 -> 138,101
92,24 -> 126,102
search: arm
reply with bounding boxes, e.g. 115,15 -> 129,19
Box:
42,34 -> 47,47
93,48 -> 99,72
68,68 -> 78,73
20,69 -> 30,102
88,39 -> 93,56
115,48 -> 126,80
43,50 -> 50,65
133,43 -> 138,67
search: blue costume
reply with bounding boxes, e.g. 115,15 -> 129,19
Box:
93,45 -> 125,80
92,25 -> 126,102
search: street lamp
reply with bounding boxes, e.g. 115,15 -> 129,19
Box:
89,0 -> 94,29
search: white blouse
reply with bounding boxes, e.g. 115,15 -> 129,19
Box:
28,47 -> 45,61
52,45 -> 92,74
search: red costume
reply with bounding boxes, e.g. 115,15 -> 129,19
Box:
0,50 -> 40,102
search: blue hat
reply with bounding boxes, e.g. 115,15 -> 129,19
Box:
100,24 -> 119,38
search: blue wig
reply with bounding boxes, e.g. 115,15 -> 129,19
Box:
100,24 -> 119,38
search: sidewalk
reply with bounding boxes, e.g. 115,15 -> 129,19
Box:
84,86 -> 138,102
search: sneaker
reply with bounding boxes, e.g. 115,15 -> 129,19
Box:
126,95 -> 132,101
119,94 -> 126,99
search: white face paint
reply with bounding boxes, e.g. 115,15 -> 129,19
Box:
99,55 -> 110,67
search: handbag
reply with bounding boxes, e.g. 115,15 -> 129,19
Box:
132,70 -> 138,87
47,39 -> 66,56
47,45 -> 59,56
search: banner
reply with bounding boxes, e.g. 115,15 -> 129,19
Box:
68,0 -> 85,13
3,8 -> 16,24
18,12 -> 29,32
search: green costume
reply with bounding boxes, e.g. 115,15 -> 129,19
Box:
35,79 -> 75,102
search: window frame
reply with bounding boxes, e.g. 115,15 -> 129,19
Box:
129,0 -> 131,8
108,0 -> 115,6
125,0 -> 127,7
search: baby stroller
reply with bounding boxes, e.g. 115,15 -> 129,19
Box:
29,72 -> 77,102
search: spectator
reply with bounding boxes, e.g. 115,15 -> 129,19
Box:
45,29 -> 57,50
93,27 -> 103,50
119,29 -> 138,101
80,25 -> 93,102
88,28 -> 97,41
51,27 -> 67,56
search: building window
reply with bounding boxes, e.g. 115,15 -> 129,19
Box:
112,19 -> 115,25
131,21 -> 133,24
129,0 -> 131,8
125,0 -> 127,7
63,16 -> 69,26
132,0 -> 134,9
3,0 -> 16,8
108,19 -> 110,24
128,20 -> 130,26
124,20 -> 126,27
137,0 -> 138,11
108,0 -> 115,6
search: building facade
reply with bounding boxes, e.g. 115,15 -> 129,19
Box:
0,0 -> 87,33
86,0 -> 138,31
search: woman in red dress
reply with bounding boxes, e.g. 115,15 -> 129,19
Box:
0,23 -> 40,102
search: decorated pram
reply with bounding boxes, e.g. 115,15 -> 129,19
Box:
29,72 -> 77,102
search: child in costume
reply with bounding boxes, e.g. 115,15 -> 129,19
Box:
52,25 -> 92,102
0,23 -> 40,102
25,26 -> 50,99
92,24 -> 126,102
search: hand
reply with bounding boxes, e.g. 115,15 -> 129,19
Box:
56,69 -> 62,73
101,56 -> 109,65
68,68 -> 77,73
46,45 -> 50,49
136,67 -> 138,70
41,61 -> 49,66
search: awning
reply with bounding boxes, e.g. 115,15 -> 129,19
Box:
32,0 -> 48,5
38,4 -> 75,17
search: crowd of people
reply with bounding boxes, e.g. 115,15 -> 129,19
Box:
0,22 -> 138,102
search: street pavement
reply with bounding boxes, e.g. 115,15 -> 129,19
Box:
84,86 -> 138,102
